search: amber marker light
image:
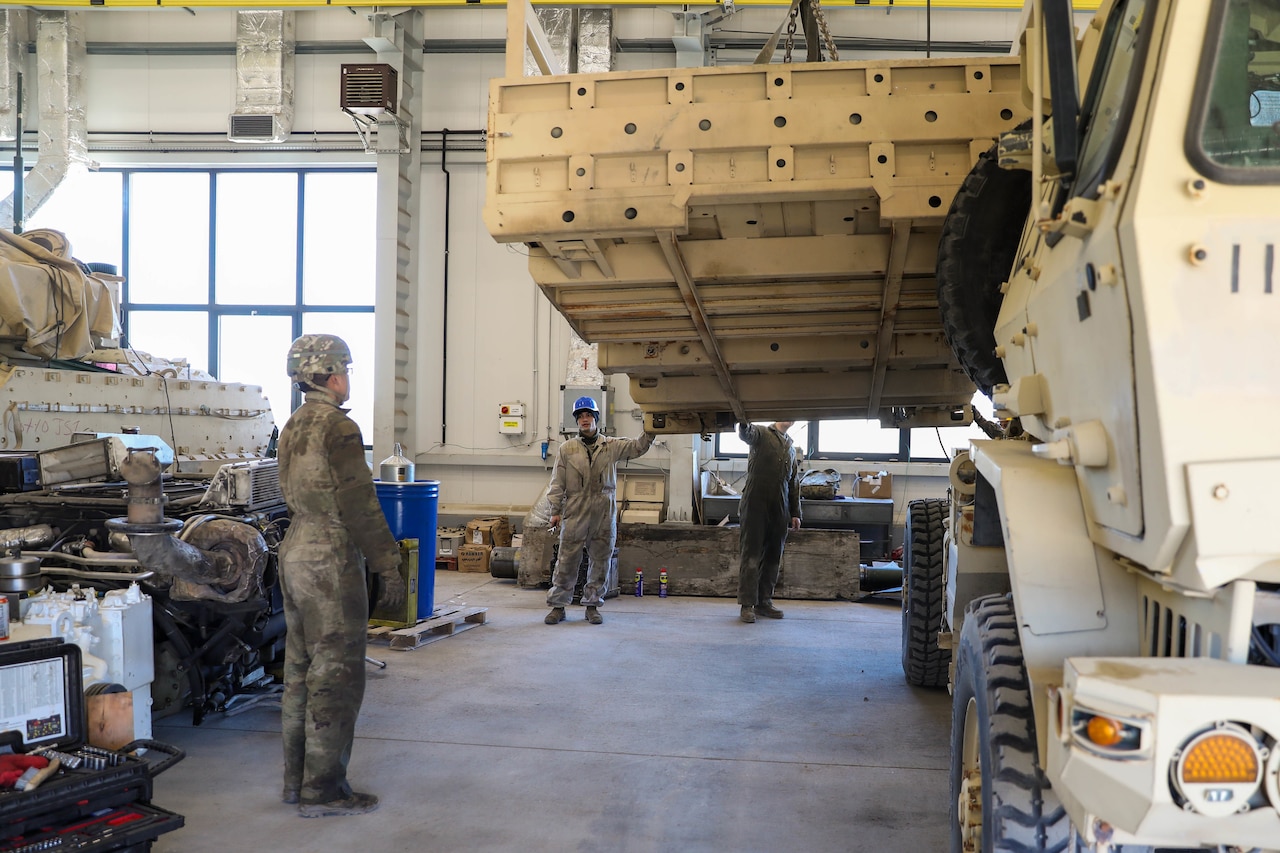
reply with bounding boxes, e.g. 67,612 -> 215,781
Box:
1086,715 -> 1125,748
1070,706 -> 1146,757
1178,732 -> 1259,785
1172,724 -> 1264,818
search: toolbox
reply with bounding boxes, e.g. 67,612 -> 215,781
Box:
0,638 -> 185,851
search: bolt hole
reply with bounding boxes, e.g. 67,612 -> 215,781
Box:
675,82 -> 685,91
624,122 -> 637,134
877,154 -> 888,164
774,116 -> 787,128
625,208 -> 637,220
860,340 -> 870,349
576,167 -> 586,177
974,70 -> 985,80
874,73 -> 884,83
770,342 -> 780,352
675,162 -> 686,172
1194,248 -> 1208,261
746,220 -> 758,225
925,110 -> 938,122
842,216 -> 854,222
1000,108 -> 1014,120
773,77 -> 784,87
577,87 -> 586,96
550,127 -> 563,138
849,113 -> 862,125
928,195 -> 942,208
562,211 -> 575,223
776,159 -> 786,168
699,119 -> 712,131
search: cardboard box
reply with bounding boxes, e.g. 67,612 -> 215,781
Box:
437,527 -> 465,558
458,543 -> 493,574
466,516 -> 512,547
854,471 -> 893,499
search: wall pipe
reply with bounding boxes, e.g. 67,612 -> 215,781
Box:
440,127 -> 451,449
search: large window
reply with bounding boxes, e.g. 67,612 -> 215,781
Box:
715,393 -> 994,463
13,168 -> 377,437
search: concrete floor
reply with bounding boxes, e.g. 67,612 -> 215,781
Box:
149,570 -> 952,853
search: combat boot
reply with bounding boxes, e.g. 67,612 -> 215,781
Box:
740,605 -> 756,623
298,791 -> 379,818
585,606 -> 603,625
755,601 -> 784,619
545,607 -> 566,624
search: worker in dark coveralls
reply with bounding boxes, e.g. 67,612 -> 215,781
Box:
278,333 -> 405,818
736,420 -> 801,623
544,395 -> 654,626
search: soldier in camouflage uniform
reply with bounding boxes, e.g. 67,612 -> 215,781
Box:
736,421 -> 801,624
544,396 -> 654,626
278,333 -> 405,818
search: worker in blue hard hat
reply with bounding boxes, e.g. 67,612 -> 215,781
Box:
543,395 -> 654,625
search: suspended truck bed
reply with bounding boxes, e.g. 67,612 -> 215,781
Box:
485,57 -> 1029,433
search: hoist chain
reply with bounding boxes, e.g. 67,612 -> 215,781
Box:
783,0 -> 800,64
811,0 -> 840,62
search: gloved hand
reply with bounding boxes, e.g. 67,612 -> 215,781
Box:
376,569 -> 406,613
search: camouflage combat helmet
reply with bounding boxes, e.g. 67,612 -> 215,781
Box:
286,333 -> 352,381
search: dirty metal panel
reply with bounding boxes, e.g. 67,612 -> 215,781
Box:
486,57 -> 1029,431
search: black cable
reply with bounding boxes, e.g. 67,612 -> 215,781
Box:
1251,626 -> 1280,667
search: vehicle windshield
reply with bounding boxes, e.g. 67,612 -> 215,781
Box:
1195,0 -> 1280,176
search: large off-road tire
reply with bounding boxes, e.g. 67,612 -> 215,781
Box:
901,498 -> 950,687
936,142 -> 1032,397
950,595 -> 1070,853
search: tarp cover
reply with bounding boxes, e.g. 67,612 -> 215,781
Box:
0,228 -> 120,360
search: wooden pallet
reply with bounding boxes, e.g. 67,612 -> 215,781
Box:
367,606 -> 488,650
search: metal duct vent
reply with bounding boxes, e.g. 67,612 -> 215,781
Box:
228,114 -> 283,142
227,10 -> 294,145
341,64 -> 397,115
203,459 -> 282,510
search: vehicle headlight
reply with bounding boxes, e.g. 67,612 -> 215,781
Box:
1172,723 -> 1264,817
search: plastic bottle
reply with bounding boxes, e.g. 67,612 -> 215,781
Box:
659,568 -> 668,598
634,568 -> 644,597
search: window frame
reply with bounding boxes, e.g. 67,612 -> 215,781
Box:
3,164 -> 377,438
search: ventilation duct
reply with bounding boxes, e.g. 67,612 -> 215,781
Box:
0,11 -> 27,142
577,9 -> 614,74
524,8 -> 573,76
228,11 -> 295,144
0,12 -> 90,231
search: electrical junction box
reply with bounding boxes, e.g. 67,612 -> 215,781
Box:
499,402 -> 526,434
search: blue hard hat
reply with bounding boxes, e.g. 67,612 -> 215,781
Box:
572,396 -> 600,418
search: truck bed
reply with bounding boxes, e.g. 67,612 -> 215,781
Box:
485,57 -> 1028,432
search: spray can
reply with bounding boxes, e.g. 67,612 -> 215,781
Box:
634,568 -> 644,597
659,568 -> 668,598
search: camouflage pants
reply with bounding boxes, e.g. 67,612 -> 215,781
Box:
280,544 -> 369,805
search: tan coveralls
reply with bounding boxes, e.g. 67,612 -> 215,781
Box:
545,431 -> 654,607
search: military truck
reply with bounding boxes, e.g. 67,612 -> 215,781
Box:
487,0 -> 1280,849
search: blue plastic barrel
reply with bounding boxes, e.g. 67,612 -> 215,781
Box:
374,479 -> 440,620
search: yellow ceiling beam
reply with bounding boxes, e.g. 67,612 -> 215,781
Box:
0,1 -> 1102,9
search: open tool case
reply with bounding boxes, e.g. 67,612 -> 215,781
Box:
0,638 -> 185,852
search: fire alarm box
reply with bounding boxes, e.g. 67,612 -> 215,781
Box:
499,402 -> 526,435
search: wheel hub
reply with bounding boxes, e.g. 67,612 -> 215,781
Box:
958,696 -> 983,852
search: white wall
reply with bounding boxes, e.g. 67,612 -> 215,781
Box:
14,6 -> 1068,526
